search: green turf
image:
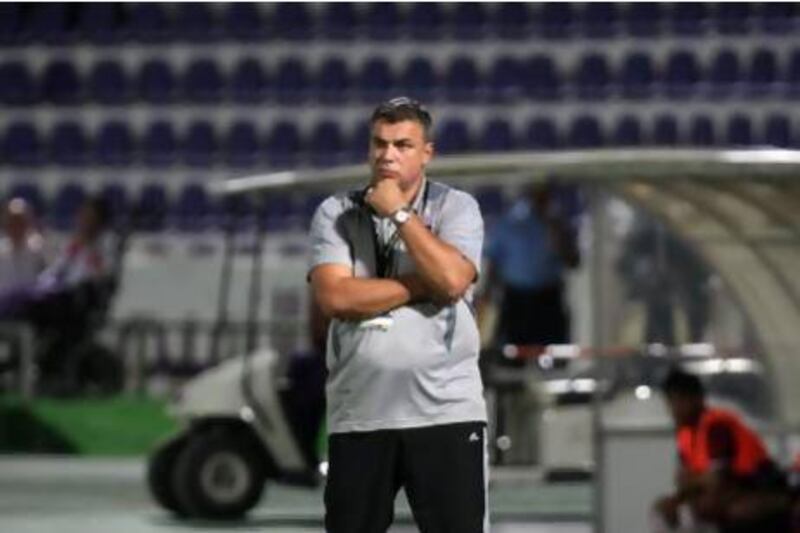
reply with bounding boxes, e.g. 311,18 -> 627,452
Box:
0,395 -> 177,456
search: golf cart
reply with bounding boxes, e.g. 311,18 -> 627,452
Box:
146,193 -> 326,520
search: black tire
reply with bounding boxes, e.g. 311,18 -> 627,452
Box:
147,433 -> 190,517
172,429 -> 267,520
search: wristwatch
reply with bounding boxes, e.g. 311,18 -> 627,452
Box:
390,205 -> 413,226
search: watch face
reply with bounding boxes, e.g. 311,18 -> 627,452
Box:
394,208 -> 411,224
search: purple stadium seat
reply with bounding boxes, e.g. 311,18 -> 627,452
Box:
266,121 -> 302,169
747,49 -> 780,98
663,50 -> 701,99
231,58 -> 269,103
406,3 -> 444,40
726,115 -> 753,146
707,49 -> 742,99
567,115 -> 604,148
41,60 -> 81,105
689,115 -> 717,146
624,3 -> 663,37
89,61 -> 130,105
224,121 -> 260,168
652,114 -> 680,146
474,186 -> 505,221
348,123 -> 371,164
127,3 -> 172,43
273,3 -> 314,41
364,3 -> 402,41
135,184 -> 170,232
525,117 -> 560,150
174,3 -> 220,42
357,58 -> 395,103
612,115 -> 644,146
0,4 -> 25,46
99,183 -> 129,227
27,3 -> 74,45
0,62 -> 39,105
399,57 -> 437,102
274,58 -> 309,104
316,57 -> 351,104
523,55 -> 562,101
786,50 -> 800,99
479,119 -> 516,152
620,52 -> 655,100
580,3 -> 619,38
183,59 -> 224,103
758,3 -> 796,34
2,122 -> 42,166
217,193 -> 255,231
435,119 -> 472,155
51,183 -> 87,231
714,3 -> 752,35
321,3 -> 359,40
50,121 -> 89,166
574,54 -> 611,100
173,184 -> 213,233
669,3 -> 709,35
451,3 -> 488,40
224,3 -> 265,41
537,3 -> 572,39
142,121 -> 178,167
138,60 -> 175,104
488,56 -> 522,103
78,3 -> 126,44
764,115 -> 792,148
183,121 -> 219,167
309,121 -> 345,168
444,56 -> 481,103
94,121 -> 134,166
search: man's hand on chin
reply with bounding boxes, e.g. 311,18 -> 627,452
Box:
366,178 -> 406,217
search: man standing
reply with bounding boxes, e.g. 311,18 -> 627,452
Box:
308,97 -> 488,532
0,198 -> 46,293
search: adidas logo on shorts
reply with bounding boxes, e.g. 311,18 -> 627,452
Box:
468,432 -> 480,443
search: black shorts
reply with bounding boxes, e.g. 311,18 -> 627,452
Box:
324,421 -> 488,533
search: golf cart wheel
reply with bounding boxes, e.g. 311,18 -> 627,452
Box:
172,430 -> 266,520
147,433 -> 190,517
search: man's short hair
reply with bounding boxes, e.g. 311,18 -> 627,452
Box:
370,97 -> 433,140
661,367 -> 705,398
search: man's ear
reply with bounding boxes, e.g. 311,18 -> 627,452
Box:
423,141 -> 434,165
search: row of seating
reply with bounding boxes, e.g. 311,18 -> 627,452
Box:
3,181 -> 509,233
1,3 -> 796,46
2,113 -> 797,168
2,48 -> 797,105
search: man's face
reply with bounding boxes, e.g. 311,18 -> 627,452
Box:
666,392 -> 700,427
369,119 -> 433,192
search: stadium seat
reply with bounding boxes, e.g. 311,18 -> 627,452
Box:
173,184 -> 213,233
142,121 -> 178,167
652,114 -> 680,146
183,121 -> 219,167
99,183 -> 129,227
747,48 -> 780,98
41,60 -> 81,105
451,3 -> 488,40
27,3 -> 74,45
726,115 -> 753,146
493,3 -> 532,40
663,51 -> 701,99
688,115 -> 717,146
266,121 -> 302,169
138,60 -> 175,103
260,191 -> 302,231
135,184 -> 170,232
230,58 -> 269,103
94,121 -> 134,166
2,122 -> 42,166
714,2 -> 752,35
473,186 -> 505,221
669,3 -> 709,35
6,183 -> 46,217
274,58 -> 309,104
624,2 -> 663,37
567,115 -> 604,148
357,58 -> 395,103
574,54 -> 611,100
127,3 -> 172,43
488,56 -> 522,103
479,119 -> 516,152
174,3 -> 220,42
580,2 -> 619,38
309,121 -> 345,168
763,114 -> 792,148
50,121 -> 89,166
51,183 -> 87,231
78,3 -> 125,44
523,55 -> 562,101
620,52 -> 655,100
316,57 -> 351,104
786,50 -> 800,99
444,56 -> 481,103
707,49 -> 742,99
88,61 -> 131,105
537,3 -> 571,39
348,123 -> 371,164
217,193 -> 255,231
612,115 -> 644,146
320,3 -> 359,40
406,3 -> 444,40
273,3 -> 314,41
223,3 -> 264,41
399,57 -> 437,102
364,3 -> 402,41
524,117 -> 560,150
436,119 -> 472,155
758,3 -> 796,34
224,121 -> 260,168
0,4 -> 24,46
0,62 -> 39,105
183,59 -> 224,103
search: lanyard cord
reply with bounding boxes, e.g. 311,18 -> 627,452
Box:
371,180 -> 430,279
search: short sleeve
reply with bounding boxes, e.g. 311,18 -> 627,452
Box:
437,190 -> 484,278
308,196 -> 352,278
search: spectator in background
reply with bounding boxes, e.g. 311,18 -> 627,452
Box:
652,368 -> 791,533
0,198 -> 47,293
479,182 -> 580,348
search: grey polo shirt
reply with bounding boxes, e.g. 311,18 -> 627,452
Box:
308,179 -> 487,434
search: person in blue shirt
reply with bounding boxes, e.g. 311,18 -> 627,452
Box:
481,183 -> 579,347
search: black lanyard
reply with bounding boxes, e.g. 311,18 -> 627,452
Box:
370,180 -> 430,279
